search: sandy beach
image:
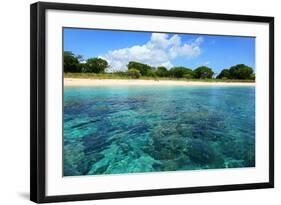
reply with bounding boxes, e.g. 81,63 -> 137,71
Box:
64,78 -> 255,87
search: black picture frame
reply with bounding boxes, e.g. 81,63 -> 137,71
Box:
30,1 -> 274,203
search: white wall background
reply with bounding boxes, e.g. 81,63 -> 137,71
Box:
0,0 -> 279,204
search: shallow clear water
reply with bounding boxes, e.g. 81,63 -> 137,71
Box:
64,86 -> 255,176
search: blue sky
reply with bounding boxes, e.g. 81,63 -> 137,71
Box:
64,28 -> 255,74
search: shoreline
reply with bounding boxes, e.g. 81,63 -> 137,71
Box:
64,78 -> 255,87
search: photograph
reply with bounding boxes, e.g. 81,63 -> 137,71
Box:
29,2 -> 274,202
63,28 -> 256,176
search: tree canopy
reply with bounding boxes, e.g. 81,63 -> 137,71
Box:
169,67 -> 193,78
217,64 -> 254,79
216,69 -> 230,79
64,51 -> 255,81
127,68 -> 141,79
127,61 -> 152,76
155,66 -> 168,77
64,51 -> 80,72
84,58 -> 108,73
193,66 -> 214,79
229,64 -> 253,79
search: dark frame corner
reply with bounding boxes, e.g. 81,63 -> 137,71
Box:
30,1 -> 274,203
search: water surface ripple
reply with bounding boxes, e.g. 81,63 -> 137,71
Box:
64,86 -> 255,176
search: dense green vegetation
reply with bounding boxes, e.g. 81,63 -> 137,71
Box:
216,64 -> 255,80
169,67 -> 193,78
64,51 -> 255,81
64,51 -> 108,73
64,51 -> 80,73
193,66 -> 214,79
127,61 -> 152,76
155,66 -> 169,77
127,68 -> 141,79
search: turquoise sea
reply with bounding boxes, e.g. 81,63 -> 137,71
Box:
64,86 -> 255,176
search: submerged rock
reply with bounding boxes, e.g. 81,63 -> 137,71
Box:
63,142 -> 88,176
81,132 -> 112,155
187,139 -> 215,165
148,125 -> 189,161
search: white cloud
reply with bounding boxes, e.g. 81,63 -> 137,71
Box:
101,33 -> 203,72
193,36 -> 204,46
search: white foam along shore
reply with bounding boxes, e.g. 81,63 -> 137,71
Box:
64,78 -> 255,87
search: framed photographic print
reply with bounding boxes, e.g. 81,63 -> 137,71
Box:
30,1 -> 274,203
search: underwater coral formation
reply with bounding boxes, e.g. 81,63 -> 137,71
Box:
64,86 -> 255,176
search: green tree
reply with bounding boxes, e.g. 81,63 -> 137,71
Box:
127,61 -> 152,76
64,51 -> 80,72
169,67 -> 193,78
216,69 -> 230,79
114,71 -> 128,77
155,66 -> 168,77
193,66 -> 214,79
183,73 -> 193,79
228,64 -> 253,79
250,73 -> 255,80
127,68 -> 141,79
79,63 -> 89,73
146,69 -> 157,78
84,58 -> 108,73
